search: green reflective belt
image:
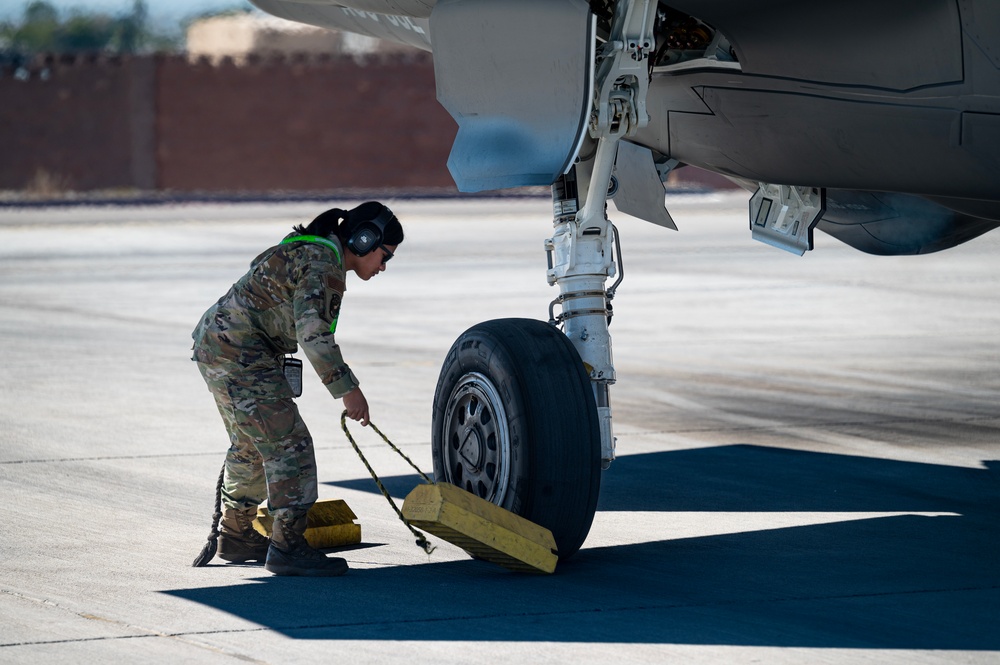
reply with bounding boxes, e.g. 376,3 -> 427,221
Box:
281,235 -> 342,333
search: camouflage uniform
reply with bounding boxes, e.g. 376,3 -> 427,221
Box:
192,233 -> 359,532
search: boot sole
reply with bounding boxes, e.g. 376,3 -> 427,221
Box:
218,553 -> 267,564
218,545 -> 269,564
264,561 -> 348,577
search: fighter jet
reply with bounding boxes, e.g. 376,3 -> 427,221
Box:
248,0 -> 1000,558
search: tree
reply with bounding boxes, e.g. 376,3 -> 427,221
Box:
0,0 -> 179,56
59,13 -> 115,52
4,1 -> 60,54
114,0 -> 148,53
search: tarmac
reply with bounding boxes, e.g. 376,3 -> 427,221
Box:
0,193 -> 997,663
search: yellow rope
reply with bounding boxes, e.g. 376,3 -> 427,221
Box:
340,410 -> 435,554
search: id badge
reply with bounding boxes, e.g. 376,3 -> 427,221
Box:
282,356 -> 303,397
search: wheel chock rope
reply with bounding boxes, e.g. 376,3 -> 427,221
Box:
340,411 -> 436,555
191,463 -> 225,567
343,412 -> 558,572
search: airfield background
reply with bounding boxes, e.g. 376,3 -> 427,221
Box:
0,52 -> 736,198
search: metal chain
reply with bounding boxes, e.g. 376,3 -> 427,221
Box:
340,410 -> 435,554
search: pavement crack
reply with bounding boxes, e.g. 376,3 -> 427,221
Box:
0,442 -> 429,465
0,588 -> 270,662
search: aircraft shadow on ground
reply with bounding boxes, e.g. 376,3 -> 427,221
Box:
166,446 -> 1000,649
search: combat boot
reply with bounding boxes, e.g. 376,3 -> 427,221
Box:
265,515 -> 348,577
217,507 -> 270,563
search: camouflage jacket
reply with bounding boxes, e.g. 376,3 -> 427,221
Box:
191,233 -> 359,398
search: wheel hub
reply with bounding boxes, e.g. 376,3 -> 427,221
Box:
442,372 -> 511,503
458,427 -> 483,470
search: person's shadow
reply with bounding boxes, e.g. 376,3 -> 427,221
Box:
166,445 -> 1000,649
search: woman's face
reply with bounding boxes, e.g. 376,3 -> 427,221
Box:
350,244 -> 397,281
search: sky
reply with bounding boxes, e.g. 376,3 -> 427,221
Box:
1,0 -> 257,33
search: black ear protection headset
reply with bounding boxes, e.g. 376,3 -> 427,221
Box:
345,205 -> 395,257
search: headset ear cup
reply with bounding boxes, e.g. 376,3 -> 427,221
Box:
346,206 -> 393,256
347,223 -> 380,256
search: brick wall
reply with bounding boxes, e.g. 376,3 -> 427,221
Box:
155,53 -> 456,192
0,54 -> 155,192
0,53 -> 458,194
0,53 -> 732,195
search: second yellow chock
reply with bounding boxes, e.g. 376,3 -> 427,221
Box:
401,482 -> 558,574
253,499 -> 361,549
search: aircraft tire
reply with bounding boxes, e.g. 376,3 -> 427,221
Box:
432,318 -> 601,559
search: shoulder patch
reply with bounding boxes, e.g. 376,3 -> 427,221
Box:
328,292 -> 342,324
322,273 -> 345,333
323,274 -> 347,294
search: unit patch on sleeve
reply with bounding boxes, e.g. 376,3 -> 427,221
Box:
328,293 -> 342,333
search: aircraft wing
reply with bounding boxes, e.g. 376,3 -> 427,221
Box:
249,0 -> 433,51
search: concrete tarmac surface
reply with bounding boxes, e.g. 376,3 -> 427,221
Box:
1,194 -> 998,663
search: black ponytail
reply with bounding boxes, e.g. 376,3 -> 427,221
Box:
293,208 -> 347,237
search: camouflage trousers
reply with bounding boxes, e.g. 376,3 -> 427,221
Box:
197,359 -> 317,529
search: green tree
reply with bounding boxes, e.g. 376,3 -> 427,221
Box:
58,13 -> 115,52
1,0 -> 179,56
5,1 -> 60,53
24,0 -> 57,25
114,0 -> 148,53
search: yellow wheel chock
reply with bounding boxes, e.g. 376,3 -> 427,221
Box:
402,482 -> 558,574
253,499 -> 362,550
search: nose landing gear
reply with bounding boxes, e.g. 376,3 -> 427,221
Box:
431,0 -> 657,559
431,319 -> 601,559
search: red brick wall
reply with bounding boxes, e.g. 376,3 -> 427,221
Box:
0,55 -> 153,191
154,53 -> 457,192
0,53 -> 458,194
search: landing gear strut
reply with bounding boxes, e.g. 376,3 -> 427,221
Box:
546,0 -> 659,468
